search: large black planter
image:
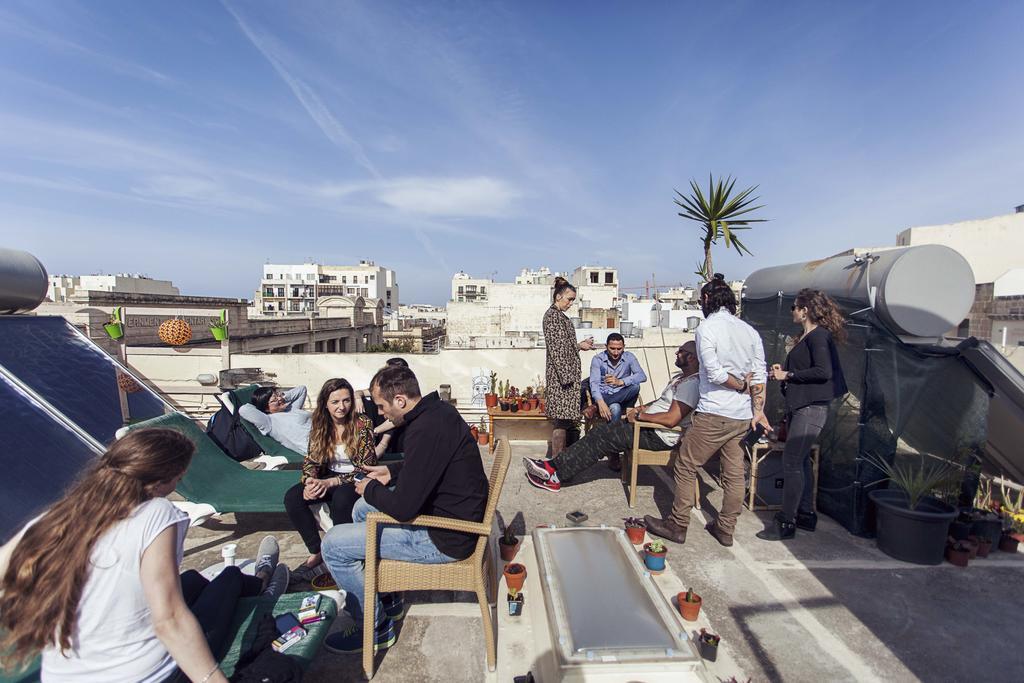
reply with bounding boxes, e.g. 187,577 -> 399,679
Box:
968,509 -> 1003,548
869,490 -> 957,565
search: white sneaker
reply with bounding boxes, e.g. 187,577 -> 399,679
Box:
254,535 -> 280,576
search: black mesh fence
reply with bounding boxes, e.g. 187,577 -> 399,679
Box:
743,294 -> 989,536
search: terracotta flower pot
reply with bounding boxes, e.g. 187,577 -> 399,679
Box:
999,534 -> 1019,553
485,393 -> 498,408
676,591 -> 702,622
1012,532 -> 1024,544
625,526 -> 645,545
975,537 -> 992,558
504,563 -> 527,592
499,538 -> 520,562
477,431 -> 489,445
965,536 -> 980,560
946,544 -> 970,567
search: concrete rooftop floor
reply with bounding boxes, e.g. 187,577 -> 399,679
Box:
181,441 -> 1024,683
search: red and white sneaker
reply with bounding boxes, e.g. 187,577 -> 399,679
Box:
523,457 -> 557,480
526,470 -> 561,492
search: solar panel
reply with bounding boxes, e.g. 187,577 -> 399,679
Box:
0,370 -> 101,543
0,316 -> 168,444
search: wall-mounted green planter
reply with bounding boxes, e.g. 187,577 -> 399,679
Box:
210,326 -> 228,341
104,322 -> 124,339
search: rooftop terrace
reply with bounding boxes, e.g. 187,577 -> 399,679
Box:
180,440 -> 1024,682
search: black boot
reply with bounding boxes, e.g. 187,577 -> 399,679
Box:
756,513 -> 796,541
795,511 -> 817,532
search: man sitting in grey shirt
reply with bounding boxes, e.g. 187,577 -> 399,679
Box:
239,386 -> 312,455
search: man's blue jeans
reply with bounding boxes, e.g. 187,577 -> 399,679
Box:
320,497 -> 457,626
597,383 -> 641,422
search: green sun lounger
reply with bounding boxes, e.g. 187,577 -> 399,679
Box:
128,412 -> 299,514
226,384 -> 306,465
0,592 -> 336,683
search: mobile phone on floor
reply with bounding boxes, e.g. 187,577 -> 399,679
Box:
274,612 -> 303,636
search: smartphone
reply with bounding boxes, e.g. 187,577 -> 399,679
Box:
565,510 -> 588,525
741,424 -> 765,451
275,612 -> 304,636
353,472 -> 367,482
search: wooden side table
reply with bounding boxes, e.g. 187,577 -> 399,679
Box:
486,406 -> 552,454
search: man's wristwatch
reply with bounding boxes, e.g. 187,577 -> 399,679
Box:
737,378 -> 748,393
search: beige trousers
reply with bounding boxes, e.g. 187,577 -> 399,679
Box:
670,411 -> 750,533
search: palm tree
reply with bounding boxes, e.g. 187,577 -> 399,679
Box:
674,175 -> 767,282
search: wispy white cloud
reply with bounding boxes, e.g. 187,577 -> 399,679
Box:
314,176 -> 520,218
0,6 -> 173,85
221,0 -> 381,179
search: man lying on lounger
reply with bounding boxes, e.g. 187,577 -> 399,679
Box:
240,385 -> 312,455
524,341 -> 700,493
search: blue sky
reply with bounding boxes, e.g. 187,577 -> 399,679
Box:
1,1 -> 1022,304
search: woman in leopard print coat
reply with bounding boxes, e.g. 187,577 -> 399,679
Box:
543,277 -> 595,455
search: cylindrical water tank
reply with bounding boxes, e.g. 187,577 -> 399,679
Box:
744,245 -> 974,339
0,248 -> 48,314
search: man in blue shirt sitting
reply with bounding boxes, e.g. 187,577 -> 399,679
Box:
586,333 -> 647,423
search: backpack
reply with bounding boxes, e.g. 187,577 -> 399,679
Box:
207,390 -> 263,462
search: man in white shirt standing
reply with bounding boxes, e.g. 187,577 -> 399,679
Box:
646,275 -> 769,546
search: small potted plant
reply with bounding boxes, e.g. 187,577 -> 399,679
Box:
975,535 -> 993,558
623,517 -> 646,545
507,587 -> 525,616
509,386 -> 520,413
642,539 -> 668,574
676,587 -> 702,622
477,418 -> 490,446
697,629 -> 720,662
485,371 -> 499,408
945,539 -> 971,567
209,309 -> 228,341
504,562 -> 527,592
999,533 -> 1019,553
499,525 -> 520,562
964,535 -> 980,560
103,307 -> 125,340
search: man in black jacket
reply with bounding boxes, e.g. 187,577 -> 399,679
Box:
320,365 -> 488,655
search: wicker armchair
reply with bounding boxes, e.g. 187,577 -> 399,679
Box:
622,421 -> 696,509
361,438 -> 511,678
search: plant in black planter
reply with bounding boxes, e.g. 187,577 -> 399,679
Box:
697,628 -> 720,662
499,525 -> 520,562
866,453 -> 959,565
507,587 -> 525,616
948,511 -> 973,541
967,507 -> 1003,548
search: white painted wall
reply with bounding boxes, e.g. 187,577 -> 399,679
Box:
994,268 -> 1024,298
896,212 -> 1024,285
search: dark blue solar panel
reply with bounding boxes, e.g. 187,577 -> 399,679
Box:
0,317 -> 166,444
0,372 -> 100,543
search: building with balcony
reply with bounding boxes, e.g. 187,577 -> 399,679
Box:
254,260 -> 399,317
451,271 -> 491,303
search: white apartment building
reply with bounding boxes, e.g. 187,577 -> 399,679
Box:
515,266 -> 559,285
451,271 -> 492,303
256,260 -> 399,317
447,265 -> 621,347
48,274 -> 180,302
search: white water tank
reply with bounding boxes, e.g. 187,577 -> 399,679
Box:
745,245 -> 975,339
0,248 -> 48,314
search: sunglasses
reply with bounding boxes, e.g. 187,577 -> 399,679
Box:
791,304 -> 804,311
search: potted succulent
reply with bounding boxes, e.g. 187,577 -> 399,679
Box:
676,587 -> 702,622
504,562 -> 527,593
499,525 -> 521,562
485,372 -> 499,408
623,517 -> 646,545
103,306 -> 125,340
642,539 -> 668,574
209,309 -> 228,341
477,418 -> 490,446
946,539 -> 971,567
866,453 -> 959,565
507,587 -> 525,616
697,629 -> 720,662
509,386 -> 520,413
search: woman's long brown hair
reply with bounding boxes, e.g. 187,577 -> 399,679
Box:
796,288 -> 847,344
0,428 -> 194,669
307,378 -> 360,464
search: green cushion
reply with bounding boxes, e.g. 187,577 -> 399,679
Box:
0,593 -> 336,683
127,413 -> 299,513
218,592 -> 338,677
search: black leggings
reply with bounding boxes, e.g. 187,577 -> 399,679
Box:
284,481 -> 361,554
162,566 -> 263,682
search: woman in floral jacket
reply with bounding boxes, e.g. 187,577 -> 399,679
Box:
543,277 -> 595,457
284,377 -> 379,581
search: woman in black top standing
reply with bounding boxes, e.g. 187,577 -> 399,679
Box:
758,288 -> 848,541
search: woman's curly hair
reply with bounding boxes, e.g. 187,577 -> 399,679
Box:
795,288 -> 846,344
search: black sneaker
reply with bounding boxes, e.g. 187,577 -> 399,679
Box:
757,513 -> 796,541
324,618 -> 396,655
